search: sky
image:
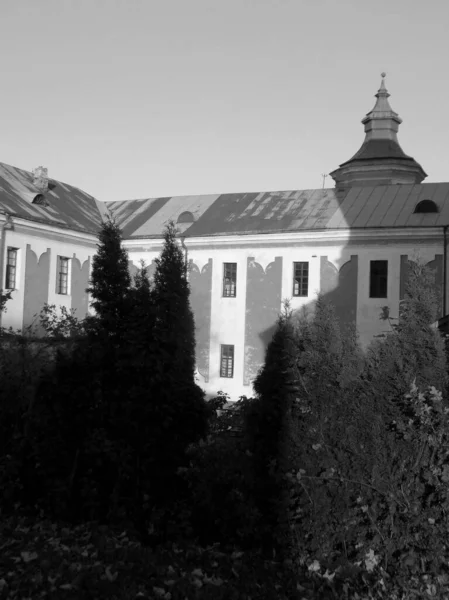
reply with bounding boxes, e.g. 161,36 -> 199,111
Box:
1,0 -> 448,203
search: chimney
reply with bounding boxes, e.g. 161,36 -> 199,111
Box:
32,166 -> 49,192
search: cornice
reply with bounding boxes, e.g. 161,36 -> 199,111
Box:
123,226 -> 447,252
0,213 -> 98,246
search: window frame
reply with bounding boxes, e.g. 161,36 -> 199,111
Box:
57,256 -> 70,295
220,344 -> 234,378
292,261 -> 309,297
222,262 -> 237,298
5,247 -> 18,290
369,260 -> 388,298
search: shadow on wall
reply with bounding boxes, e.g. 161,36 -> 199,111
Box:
243,253 -> 359,390
246,246 -> 443,399
126,211 -> 444,402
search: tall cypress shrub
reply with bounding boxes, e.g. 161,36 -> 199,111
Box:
365,259 -> 447,399
245,303 -> 298,559
139,222 -> 209,514
87,215 -> 131,344
86,216 -> 133,437
151,221 -> 196,384
24,217 -> 133,523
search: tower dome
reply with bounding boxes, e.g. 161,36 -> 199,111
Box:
330,74 -> 427,188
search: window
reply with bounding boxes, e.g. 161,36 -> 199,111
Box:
369,260 -> 388,298
32,194 -> 48,206
5,247 -> 18,289
177,211 -> 195,224
220,344 -> 234,378
223,263 -> 237,297
414,200 -> 438,214
57,256 -> 70,295
293,261 -> 309,297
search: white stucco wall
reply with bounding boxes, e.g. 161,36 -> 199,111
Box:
126,229 -> 446,400
0,217 -> 97,331
1,218 -> 443,403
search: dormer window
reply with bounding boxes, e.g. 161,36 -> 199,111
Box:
33,194 -> 47,206
177,211 -> 195,224
22,190 -> 50,206
414,200 -> 438,214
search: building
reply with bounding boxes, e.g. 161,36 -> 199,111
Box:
1,75 -> 448,399
0,164 -> 106,333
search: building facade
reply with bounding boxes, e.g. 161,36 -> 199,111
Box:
1,76 -> 448,399
0,164 -> 105,333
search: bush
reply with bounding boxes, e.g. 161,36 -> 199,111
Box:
177,395 -> 262,550
277,261 -> 449,595
242,303 -> 299,559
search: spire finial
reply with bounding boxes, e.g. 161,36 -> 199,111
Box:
381,71 -> 386,79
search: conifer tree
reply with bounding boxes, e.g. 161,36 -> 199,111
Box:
87,215 -> 131,343
246,302 -> 298,559
365,260 -> 447,399
133,222 -> 209,526
151,220 -> 196,384
86,216 -> 132,441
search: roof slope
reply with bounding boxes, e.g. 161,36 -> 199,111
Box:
0,162 -> 106,234
341,139 -> 415,164
107,183 -> 449,239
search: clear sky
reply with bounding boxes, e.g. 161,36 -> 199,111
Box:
1,0 -> 448,202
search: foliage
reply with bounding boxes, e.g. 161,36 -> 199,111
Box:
177,394 -> 263,551
34,303 -> 88,339
0,335 -> 61,515
0,514 -> 342,600
0,288 -> 12,315
276,296 -> 366,569
23,340 -> 114,522
285,382 -> 449,597
151,220 -> 197,384
366,259 -> 447,396
269,261 -> 449,596
243,302 -> 299,560
86,215 -> 131,343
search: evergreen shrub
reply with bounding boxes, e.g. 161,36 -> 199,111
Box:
281,260 -> 449,595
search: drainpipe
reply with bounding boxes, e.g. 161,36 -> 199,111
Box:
0,213 -> 15,328
444,225 -> 448,317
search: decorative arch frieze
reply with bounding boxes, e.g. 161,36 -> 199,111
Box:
23,245 -> 51,332
320,255 -> 358,327
71,254 -> 90,319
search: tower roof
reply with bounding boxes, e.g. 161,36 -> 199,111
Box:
330,74 -> 427,188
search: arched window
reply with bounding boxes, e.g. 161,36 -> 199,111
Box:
32,194 -> 47,206
414,200 -> 438,214
177,211 -> 195,224
22,191 -> 49,206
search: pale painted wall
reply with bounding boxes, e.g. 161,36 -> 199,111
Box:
1,220 -> 443,402
1,218 -> 96,332
125,230 -> 446,400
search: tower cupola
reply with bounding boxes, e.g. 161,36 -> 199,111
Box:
330,74 -> 427,188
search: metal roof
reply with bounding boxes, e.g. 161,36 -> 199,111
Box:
106,183 -> 449,239
342,139 -> 415,165
0,162 -> 106,234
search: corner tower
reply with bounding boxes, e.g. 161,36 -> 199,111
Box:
330,74 -> 427,188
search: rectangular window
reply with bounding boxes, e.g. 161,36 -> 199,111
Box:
369,260 -> 388,298
293,261 -> 309,297
5,247 -> 18,289
57,256 -> 70,295
220,344 -> 234,378
223,263 -> 237,297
